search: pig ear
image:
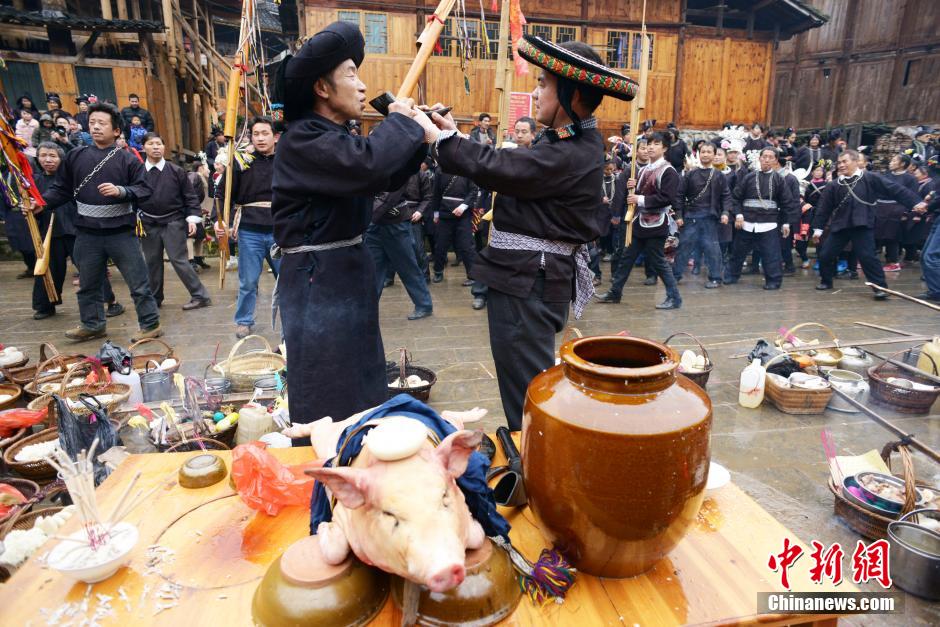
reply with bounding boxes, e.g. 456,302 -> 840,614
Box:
305,467 -> 372,509
433,430 -> 483,479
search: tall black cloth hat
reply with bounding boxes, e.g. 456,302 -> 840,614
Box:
285,21 -> 365,80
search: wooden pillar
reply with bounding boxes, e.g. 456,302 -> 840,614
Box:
185,75 -> 200,152
116,0 -> 128,20
162,0 -> 178,67
673,0 -> 687,124
717,37 -> 731,125
129,0 -> 140,20
494,0 -> 512,144
100,0 -> 113,19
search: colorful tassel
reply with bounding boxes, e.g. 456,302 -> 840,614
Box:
520,549 -> 576,605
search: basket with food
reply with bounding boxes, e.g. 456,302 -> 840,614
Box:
664,332 -> 712,389
386,349 -> 436,402
211,335 -> 285,393
775,322 -> 844,368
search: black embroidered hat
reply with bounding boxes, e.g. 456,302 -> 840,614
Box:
516,35 -> 638,102
285,21 -> 365,80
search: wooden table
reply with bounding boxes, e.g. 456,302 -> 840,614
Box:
0,445 -> 855,626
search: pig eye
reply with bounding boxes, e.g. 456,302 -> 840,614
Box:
382,510 -> 400,528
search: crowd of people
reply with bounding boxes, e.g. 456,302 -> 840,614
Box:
2,79 -> 938,350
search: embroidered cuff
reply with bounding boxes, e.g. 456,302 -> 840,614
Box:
431,129 -> 460,160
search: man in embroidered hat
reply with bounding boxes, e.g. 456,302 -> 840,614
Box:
420,35 -> 637,430
271,21 -> 431,436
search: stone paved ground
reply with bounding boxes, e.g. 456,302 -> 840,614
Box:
1,255 -> 938,624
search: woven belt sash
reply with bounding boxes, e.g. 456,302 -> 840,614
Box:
487,224 -> 593,319
743,199 -> 778,209
76,201 -> 133,218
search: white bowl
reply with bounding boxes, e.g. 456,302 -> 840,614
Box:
47,522 -> 139,583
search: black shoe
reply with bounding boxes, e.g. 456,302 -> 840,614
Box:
763,283 -> 781,290
194,256 -> 211,269
16,269 -> 31,279
472,297 -> 486,310
722,278 -> 738,285
691,267 -> 701,276
407,309 -> 433,320
33,309 -> 55,320
783,266 -> 796,275
816,282 -> 833,290
384,277 -> 395,288
432,272 -> 443,283
182,297 -> 212,310
643,277 -> 657,286
595,291 -> 621,304
656,298 -> 681,310
916,292 -> 940,302
461,278 -> 474,287
106,302 -> 126,317
704,280 -> 720,289
873,289 -> 888,301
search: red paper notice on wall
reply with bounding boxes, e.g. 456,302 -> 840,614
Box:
508,92 -> 532,130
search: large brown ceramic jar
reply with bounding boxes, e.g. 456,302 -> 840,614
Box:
522,335 -> 712,578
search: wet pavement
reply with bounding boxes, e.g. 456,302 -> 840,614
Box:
1,256 -> 938,624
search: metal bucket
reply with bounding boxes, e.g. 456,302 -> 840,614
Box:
839,347 -> 875,377
825,369 -> 868,413
205,377 -> 232,396
887,509 -> 940,600
141,369 -> 173,403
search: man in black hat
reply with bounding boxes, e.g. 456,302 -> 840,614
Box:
271,21 -> 429,432
421,35 -> 637,430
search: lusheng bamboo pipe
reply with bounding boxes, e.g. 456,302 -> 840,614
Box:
624,0 -> 649,248
34,213 -> 55,276
217,48 -> 244,290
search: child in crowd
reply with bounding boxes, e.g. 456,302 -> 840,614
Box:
128,115 -> 147,151
14,109 -> 39,156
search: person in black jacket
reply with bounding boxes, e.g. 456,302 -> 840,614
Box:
812,150 -> 926,299
672,142 -> 731,288
367,171 -> 434,319
41,103 -> 160,342
215,117 -> 279,338
138,133 -> 211,310
430,169 -> 478,284
120,94 -> 155,132
722,147 -> 799,290
599,131 -> 682,309
774,151 -> 804,274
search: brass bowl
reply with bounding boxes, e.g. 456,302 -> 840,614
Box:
390,539 -> 521,626
252,536 -> 389,627
178,453 -> 228,489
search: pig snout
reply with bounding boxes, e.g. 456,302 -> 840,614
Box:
426,562 -> 466,592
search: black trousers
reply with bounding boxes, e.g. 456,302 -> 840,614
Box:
33,235 -> 114,313
724,228 -> 783,285
433,217 -> 475,275
819,226 -> 886,288
487,276 -> 568,431
609,236 -> 681,301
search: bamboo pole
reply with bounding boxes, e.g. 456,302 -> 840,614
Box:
624,0 -> 649,248
396,0 -> 458,100
494,0 -> 513,147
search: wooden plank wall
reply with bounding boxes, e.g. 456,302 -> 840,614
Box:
303,5 -> 772,135
773,0 -> 940,129
37,62 -> 149,111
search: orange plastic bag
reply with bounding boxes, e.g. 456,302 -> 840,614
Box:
230,442 -> 318,516
0,408 -> 48,438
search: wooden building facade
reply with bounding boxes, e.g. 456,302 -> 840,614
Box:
301,0 -> 825,137
772,0 -> 940,130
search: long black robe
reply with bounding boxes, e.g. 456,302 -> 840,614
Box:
271,112 -> 426,428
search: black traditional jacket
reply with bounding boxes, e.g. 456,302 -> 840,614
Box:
676,167 -> 732,221
272,112 -> 426,248
812,171 -> 923,233
434,127 -> 605,302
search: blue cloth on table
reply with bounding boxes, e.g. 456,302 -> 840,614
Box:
309,393 -> 511,540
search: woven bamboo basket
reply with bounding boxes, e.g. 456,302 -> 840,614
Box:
27,361 -> 130,417
1,342 -> 60,386
0,427 -> 29,458
775,322 -> 843,368
2,428 -> 60,483
386,348 -> 436,402
130,338 -> 180,374
763,354 -> 832,414
828,443 -> 926,540
211,335 -> 285,393
867,350 -> 940,415
23,354 -> 91,400
664,332 -> 713,389
0,477 -> 41,528
0,383 -> 22,410
0,505 -> 65,541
